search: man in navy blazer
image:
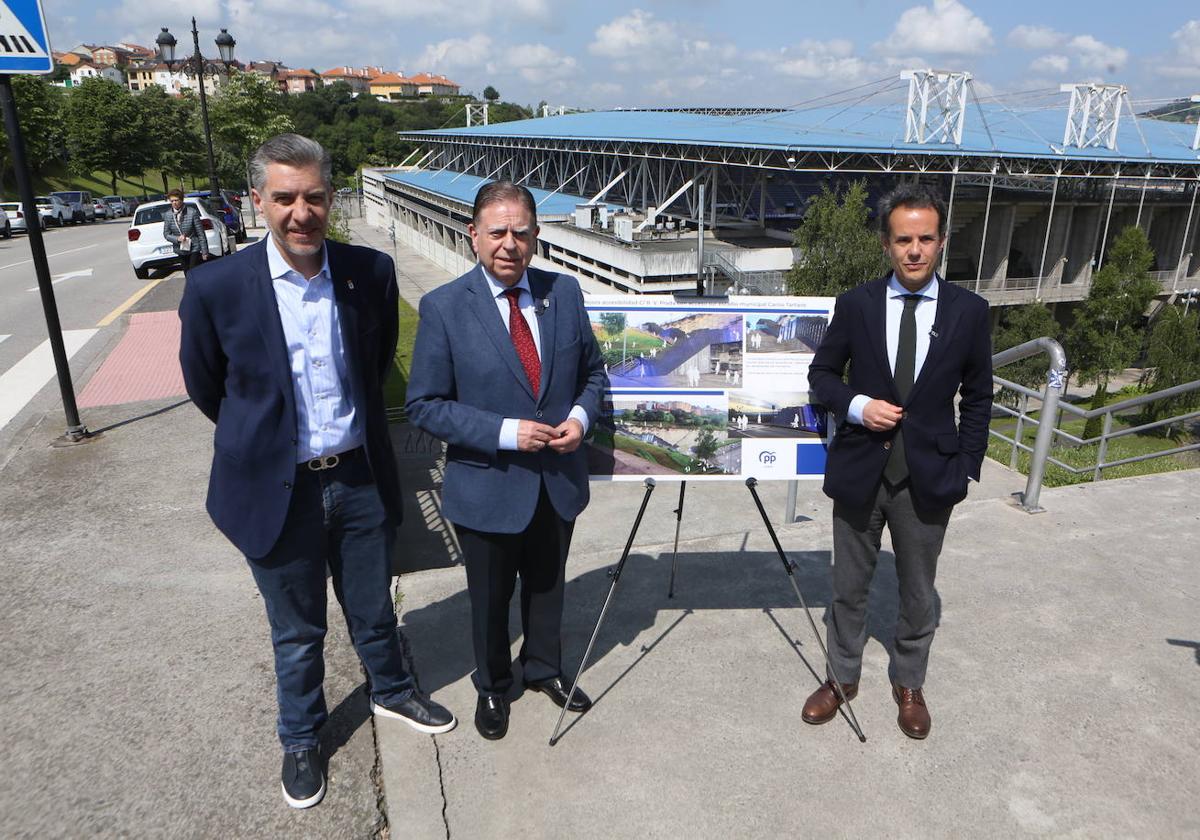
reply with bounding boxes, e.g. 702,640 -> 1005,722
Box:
179,134 -> 454,809
804,183 -> 992,740
405,181 -> 607,740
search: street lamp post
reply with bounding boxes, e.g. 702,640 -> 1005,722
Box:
156,21 -> 236,198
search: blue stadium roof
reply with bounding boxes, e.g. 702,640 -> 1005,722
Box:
404,106 -> 1200,166
382,169 -> 627,216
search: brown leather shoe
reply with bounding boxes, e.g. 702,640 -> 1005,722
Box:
892,684 -> 931,739
801,679 -> 859,725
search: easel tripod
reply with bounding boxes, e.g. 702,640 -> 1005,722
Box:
549,477 -> 866,745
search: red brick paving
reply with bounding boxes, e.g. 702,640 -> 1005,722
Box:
78,311 -> 186,408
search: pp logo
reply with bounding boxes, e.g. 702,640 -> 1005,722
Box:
758,451 -> 777,465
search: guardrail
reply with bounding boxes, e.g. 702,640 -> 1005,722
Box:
991,338 -> 1200,512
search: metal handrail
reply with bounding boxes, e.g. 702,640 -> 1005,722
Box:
992,339 -> 1200,509
990,338 -> 1067,512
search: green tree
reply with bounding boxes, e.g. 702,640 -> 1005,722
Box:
63,77 -> 146,194
992,304 -> 1062,407
599,312 -> 626,337
482,85 -> 500,102
694,428 -> 718,460
133,85 -> 204,193
786,180 -> 888,296
0,75 -> 64,193
1065,225 -> 1159,437
1142,306 -> 1200,428
207,70 -> 294,193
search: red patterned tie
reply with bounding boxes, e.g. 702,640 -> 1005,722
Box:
504,289 -> 540,396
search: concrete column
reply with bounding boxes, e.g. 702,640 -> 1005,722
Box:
1046,203 -> 1074,285
1064,205 -> 1101,285
986,204 -> 1016,287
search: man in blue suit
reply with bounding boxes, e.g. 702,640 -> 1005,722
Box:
804,183 -> 992,740
406,181 -> 608,740
179,134 -> 454,809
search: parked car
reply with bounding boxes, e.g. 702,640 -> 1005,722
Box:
92,199 -> 111,220
187,190 -> 245,243
50,190 -> 95,223
123,196 -> 141,214
1,202 -> 45,234
34,195 -> 71,227
103,195 -> 128,216
127,198 -> 231,279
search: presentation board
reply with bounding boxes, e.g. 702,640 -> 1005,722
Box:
584,295 -> 836,481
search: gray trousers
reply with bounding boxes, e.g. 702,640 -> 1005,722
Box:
827,481 -> 952,689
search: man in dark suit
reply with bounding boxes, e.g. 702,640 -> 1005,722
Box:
805,183 -> 992,739
163,188 -> 210,272
179,134 -> 454,809
405,181 -> 608,740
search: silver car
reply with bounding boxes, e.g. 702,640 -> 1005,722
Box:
34,195 -> 71,227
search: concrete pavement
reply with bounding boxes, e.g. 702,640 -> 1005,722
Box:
1,220 -> 1197,837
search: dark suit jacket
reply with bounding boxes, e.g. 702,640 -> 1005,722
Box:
808,275 -> 993,511
178,239 -> 402,559
404,265 -> 608,534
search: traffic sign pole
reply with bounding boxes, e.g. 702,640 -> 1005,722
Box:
0,74 -> 88,440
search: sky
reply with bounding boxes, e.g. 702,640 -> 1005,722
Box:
41,0 -> 1200,110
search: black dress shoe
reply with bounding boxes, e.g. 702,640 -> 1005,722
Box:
372,692 -> 457,734
524,676 -> 592,712
475,695 -> 509,740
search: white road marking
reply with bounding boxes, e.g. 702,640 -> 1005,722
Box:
0,334 -> 9,346
0,243 -> 98,271
26,268 -> 94,292
0,330 -> 97,432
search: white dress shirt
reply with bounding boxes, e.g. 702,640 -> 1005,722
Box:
267,234 -> 363,461
481,266 -> 590,450
846,273 -> 939,425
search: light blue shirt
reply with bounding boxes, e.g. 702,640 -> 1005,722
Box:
267,234 -> 363,462
847,273 -> 939,425
481,266 -> 590,450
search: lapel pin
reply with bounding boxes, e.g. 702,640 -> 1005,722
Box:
929,328 -> 938,339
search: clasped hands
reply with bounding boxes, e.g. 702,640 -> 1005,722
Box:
517,418 -> 584,453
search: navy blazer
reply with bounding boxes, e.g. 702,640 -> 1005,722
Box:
405,265 -> 608,534
178,239 -> 403,559
808,275 -> 993,510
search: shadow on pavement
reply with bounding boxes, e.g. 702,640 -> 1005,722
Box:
401,547 -> 939,704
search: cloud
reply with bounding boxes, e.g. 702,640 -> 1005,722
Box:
1007,25 -> 1064,51
508,43 -> 578,84
1152,18 -> 1200,79
752,39 -> 868,82
1066,34 -> 1127,76
1029,54 -> 1069,75
412,34 -> 495,75
589,9 -> 681,58
882,0 -> 993,56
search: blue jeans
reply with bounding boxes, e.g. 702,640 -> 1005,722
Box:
246,451 -> 414,751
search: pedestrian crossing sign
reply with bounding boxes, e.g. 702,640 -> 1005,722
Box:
0,0 -> 52,74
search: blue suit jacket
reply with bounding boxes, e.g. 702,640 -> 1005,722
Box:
178,239 -> 402,559
808,275 -> 993,510
405,265 -> 608,533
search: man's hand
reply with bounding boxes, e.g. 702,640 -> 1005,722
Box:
862,399 -> 903,431
517,420 -> 558,452
547,418 -> 585,454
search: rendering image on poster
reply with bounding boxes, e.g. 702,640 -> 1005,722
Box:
584,295 -> 835,481
591,310 -> 743,388
587,391 -> 734,477
745,314 -> 828,354
727,391 -> 827,440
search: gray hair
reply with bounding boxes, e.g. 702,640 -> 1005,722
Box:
249,133 -> 332,192
877,182 -> 947,238
472,180 -> 538,226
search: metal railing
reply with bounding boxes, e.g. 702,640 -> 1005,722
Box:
991,338 -> 1200,512
706,249 -> 787,295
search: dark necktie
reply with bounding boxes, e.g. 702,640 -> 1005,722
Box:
504,289 -> 540,397
884,293 -> 921,485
